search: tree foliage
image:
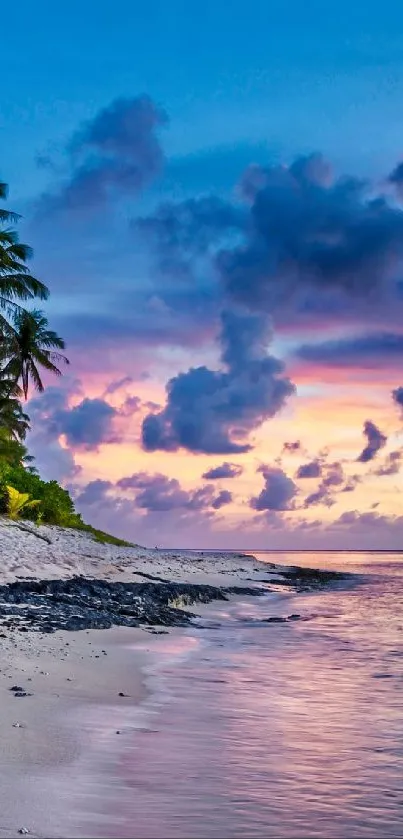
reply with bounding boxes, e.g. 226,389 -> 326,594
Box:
0,179 -> 81,527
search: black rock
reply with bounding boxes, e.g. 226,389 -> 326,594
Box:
263,616 -> 287,623
0,575 -> 264,636
10,685 -> 24,692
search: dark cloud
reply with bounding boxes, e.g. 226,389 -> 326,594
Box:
40,96 -> 168,213
211,490 -> 233,509
388,161 -> 403,198
141,308 -> 295,454
132,149 -> 403,364
28,383 -> 141,454
304,461 -> 349,507
135,195 -> 245,281
116,471 -> 229,513
296,460 -> 321,479
295,332 -> 403,369
202,462 -> 244,480
357,420 -> 387,463
58,398 -> 117,449
282,440 -> 301,454
218,154 -> 403,310
304,487 -> 335,508
392,387 -> 403,412
76,479 -> 114,506
250,466 -> 298,511
322,462 -> 345,487
374,450 -> 402,476
342,475 -> 361,492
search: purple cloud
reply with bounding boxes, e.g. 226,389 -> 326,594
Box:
282,440 -> 301,454
296,460 -> 321,479
28,383 -> 141,453
135,195 -> 245,282
218,154 -> 403,309
40,96 -> 168,213
57,398 -> 117,449
202,462 -> 243,480
392,387 -> 403,412
76,479 -> 114,506
357,420 -> 387,463
250,466 -> 298,511
142,308 -> 295,454
295,333 -> 403,369
374,450 -> 402,476
116,472 -> 229,513
304,461 -> 349,507
211,490 -> 233,509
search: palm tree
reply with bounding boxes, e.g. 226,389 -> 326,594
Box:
0,182 -> 49,327
3,309 -> 69,399
0,378 -> 30,441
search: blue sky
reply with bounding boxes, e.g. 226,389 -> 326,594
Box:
2,0 -> 403,548
4,0 -> 403,200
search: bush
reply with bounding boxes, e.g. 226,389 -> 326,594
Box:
5,485 -> 40,520
0,463 -> 83,527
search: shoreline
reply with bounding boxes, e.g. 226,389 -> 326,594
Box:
0,625 -> 183,839
0,517 -> 348,838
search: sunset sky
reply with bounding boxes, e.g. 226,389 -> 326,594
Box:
2,0 -> 403,548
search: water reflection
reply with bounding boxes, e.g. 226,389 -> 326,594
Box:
98,554 -> 403,838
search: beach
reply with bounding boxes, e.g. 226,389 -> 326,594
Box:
0,517 -> 283,838
0,521 -> 402,837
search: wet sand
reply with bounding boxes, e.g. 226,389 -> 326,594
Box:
0,625 -> 162,838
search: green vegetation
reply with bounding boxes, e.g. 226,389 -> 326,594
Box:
0,178 -> 131,547
2,308 -> 69,400
79,524 -> 135,547
0,461 -> 83,526
5,485 -> 40,520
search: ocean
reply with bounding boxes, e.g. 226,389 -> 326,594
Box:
88,552 -> 403,838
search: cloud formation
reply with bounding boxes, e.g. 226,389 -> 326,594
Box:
357,420 -> 387,463
295,333 -> 403,370
116,472 -> 228,513
250,465 -> 297,511
28,383 -> 141,454
374,450 -> 402,476
135,195 -> 245,282
218,154 -> 403,310
41,96 -> 168,212
304,461 -> 348,507
392,387 -> 403,412
202,462 -> 244,480
296,460 -> 321,479
282,440 -> 301,454
388,161 -> 403,198
142,308 -> 295,454
211,489 -> 233,509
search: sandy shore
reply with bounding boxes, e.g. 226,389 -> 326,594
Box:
0,623 -> 174,838
0,517 -> 278,837
0,517 -> 343,837
0,517 -> 268,588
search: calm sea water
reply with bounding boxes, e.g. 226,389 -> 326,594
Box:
106,553 -> 403,838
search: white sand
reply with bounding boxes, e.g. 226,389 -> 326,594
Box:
0,516 -> 274,587
0,516 -> 279,837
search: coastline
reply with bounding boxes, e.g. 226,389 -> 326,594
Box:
0,517 -> 347,838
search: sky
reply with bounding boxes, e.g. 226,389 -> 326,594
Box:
2,0 -> 403,549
